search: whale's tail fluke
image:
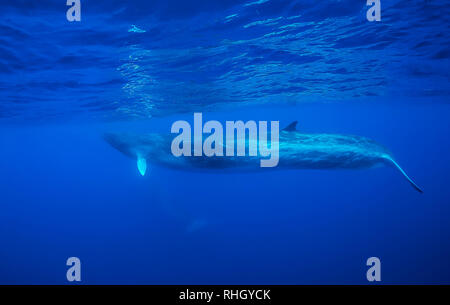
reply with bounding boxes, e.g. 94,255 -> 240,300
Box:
384,155 -> 423,193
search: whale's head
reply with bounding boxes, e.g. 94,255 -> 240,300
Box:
103,132 -> 170,159
103,132 -> 166,176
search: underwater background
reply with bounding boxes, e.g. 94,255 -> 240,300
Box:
0,0 -> 449,284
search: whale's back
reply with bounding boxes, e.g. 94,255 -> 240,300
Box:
278,132 -> 391,169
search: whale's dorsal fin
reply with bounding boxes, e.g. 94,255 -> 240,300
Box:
282,121 -> 298,132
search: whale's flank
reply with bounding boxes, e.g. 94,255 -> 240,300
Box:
104,126 -> 423,193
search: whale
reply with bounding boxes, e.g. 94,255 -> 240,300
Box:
104,121 -> 423,193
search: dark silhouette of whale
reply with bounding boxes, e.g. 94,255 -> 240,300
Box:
104,121 -> 423,193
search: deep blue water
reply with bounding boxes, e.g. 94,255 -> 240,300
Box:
0,0 -> 449,284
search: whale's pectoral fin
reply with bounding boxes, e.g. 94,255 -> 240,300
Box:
282,121 -> 298,132
137,155 -> 147,176
385,156 -> 423,193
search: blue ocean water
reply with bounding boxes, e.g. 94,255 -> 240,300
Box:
0,0 -> 449,284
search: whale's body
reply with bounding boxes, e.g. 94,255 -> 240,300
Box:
104,122 -> 422,193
